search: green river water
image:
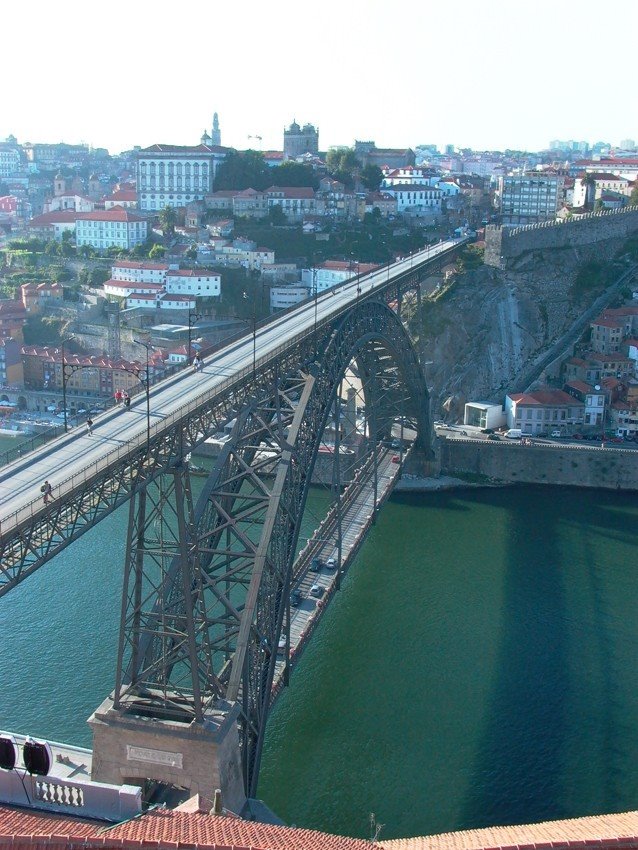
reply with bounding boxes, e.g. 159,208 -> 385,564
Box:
1,483 -> 638,840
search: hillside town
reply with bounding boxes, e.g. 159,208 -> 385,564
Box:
0,118 -> 638,440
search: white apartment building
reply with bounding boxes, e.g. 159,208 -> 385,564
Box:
75,207 -> 148,250
301,261 -> 379,293
137,144 -> 227,212
380,183 -> 442,216
165,269 -> 220,297
111,261 -> 169,284
45,193 -> 94,213
212,244 -> 275,271
125,292 -> 195,311
382,166 -> 439,187
499,174 -> 563,224
270,285 -> 310,310
265,186 -> 318,220
572,173 -> 631,208
104,280 -> 163,299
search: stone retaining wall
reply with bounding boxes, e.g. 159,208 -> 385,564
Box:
484,207 -> 638,267
439,439 -> 638,490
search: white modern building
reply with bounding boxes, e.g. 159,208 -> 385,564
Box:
463,402 -> 506,430
75,207 -> 148,250
137,144 -> 228,212
111,261 -> 169,284
380,183 -> 442,216
270,285 -> 310,311
301,260 -> 379,293
165,269 -> 220,297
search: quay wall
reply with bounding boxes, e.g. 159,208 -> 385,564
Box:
484,207 -> 638,267
438,439 -> 638,490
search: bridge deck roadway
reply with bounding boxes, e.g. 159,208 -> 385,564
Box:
0,239 -> 463,538
271,446 -> 406,699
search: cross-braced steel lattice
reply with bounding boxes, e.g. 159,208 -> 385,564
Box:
112,300 -> 430,797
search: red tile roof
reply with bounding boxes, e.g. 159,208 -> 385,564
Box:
29,211 -> 78,225
266,186 -> 315,199
508,389 -> 580,406
113,261 -> 168,271
166,269 -> 218,277
105,189 -> 138,201
76,206 -> 146,222
140,143 -> 228,155
0,806 -> 371,850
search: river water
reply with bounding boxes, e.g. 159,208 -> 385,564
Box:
2,485 -> 638,840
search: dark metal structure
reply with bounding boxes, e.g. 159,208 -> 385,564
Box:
111,298 -> 430,795
0,242 -> 467,797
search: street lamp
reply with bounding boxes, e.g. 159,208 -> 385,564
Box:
133,339 -> 152,456
59,335 -> 75,433
312,268 -> 319,353
187,304 -> 203,367
241,291 -> 257,379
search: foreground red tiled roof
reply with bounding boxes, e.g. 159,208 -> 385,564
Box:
166,268 -> 218,277
265,186 -> 315,199
0,805 -> 371,850
382,810 -> 638,850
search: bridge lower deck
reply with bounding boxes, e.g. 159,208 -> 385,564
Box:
271,446 -> 407,700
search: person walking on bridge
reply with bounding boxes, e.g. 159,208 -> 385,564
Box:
123,392 -> 131,409
41,480 -> 53,505
86,416 -> 93,436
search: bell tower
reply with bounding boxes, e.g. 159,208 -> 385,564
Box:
211,112 -> 221,146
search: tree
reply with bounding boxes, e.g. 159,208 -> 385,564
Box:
159,206 -> 177,237
214,149 -> 271,191
268,204 -> 287,226
269,161 -> 318,189
78,244 -> 95,259
361,164 -> 383,192
630,185 -> 638,206
149,243 -> 166,260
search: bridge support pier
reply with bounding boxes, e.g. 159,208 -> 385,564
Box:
88,697 -> 246,813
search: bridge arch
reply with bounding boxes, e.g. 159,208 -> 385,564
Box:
110,300 -> 430,799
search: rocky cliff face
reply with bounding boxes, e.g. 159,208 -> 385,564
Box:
418,236 -> 634,420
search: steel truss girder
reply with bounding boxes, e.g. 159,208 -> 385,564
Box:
112,300 -> 430,798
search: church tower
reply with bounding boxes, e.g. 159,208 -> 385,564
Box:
211,112 -> 221,146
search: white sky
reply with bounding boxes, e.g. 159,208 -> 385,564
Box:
3,0 -> 636,155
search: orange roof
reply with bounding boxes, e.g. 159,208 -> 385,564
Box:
0,805 -> 371,850
77,206 -> 146,222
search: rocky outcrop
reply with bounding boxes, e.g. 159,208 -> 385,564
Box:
419,235 -> 636,419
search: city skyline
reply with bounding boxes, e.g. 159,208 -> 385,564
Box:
2,0 -> 637,156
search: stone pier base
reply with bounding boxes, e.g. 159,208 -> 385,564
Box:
88,696 -> 246,815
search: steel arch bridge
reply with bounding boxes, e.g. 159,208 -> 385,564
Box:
0,239 -> 467,809
110,298 -> 430,798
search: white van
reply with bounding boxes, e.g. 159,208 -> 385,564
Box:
505,428 -> 522,439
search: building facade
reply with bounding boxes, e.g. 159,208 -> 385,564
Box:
498,174 -> 563,224
75,208 -> 148,250
137,144 -> 228,212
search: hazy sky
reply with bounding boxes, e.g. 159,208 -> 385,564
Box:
3,0 -> 636,155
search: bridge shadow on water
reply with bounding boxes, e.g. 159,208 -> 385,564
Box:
457,485 -> 637,831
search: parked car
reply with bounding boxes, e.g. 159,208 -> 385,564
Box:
310,584 -> 324,598
550,430 -> 563,438
481,428 -> 494,434
572,433 -> 584,440
290,589 -> 302,607
487,433 -> 500,441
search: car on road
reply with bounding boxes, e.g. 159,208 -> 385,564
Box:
572,433 -> 584,440
391,439 -> 402,449
310,584 -> 324,598
391,454 -> 400,463
487,433 -> 500,441
310,557 -> 323,571
325,557 -> 337,570
550,430 -> 563,438
277,635 -> 287,653
290,589 -> 302,607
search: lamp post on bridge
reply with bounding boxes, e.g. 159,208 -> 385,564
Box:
132,339 -> 152,456
187,304 -> 203,367
59,335 -> 75,433
241,291 -> 257,380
